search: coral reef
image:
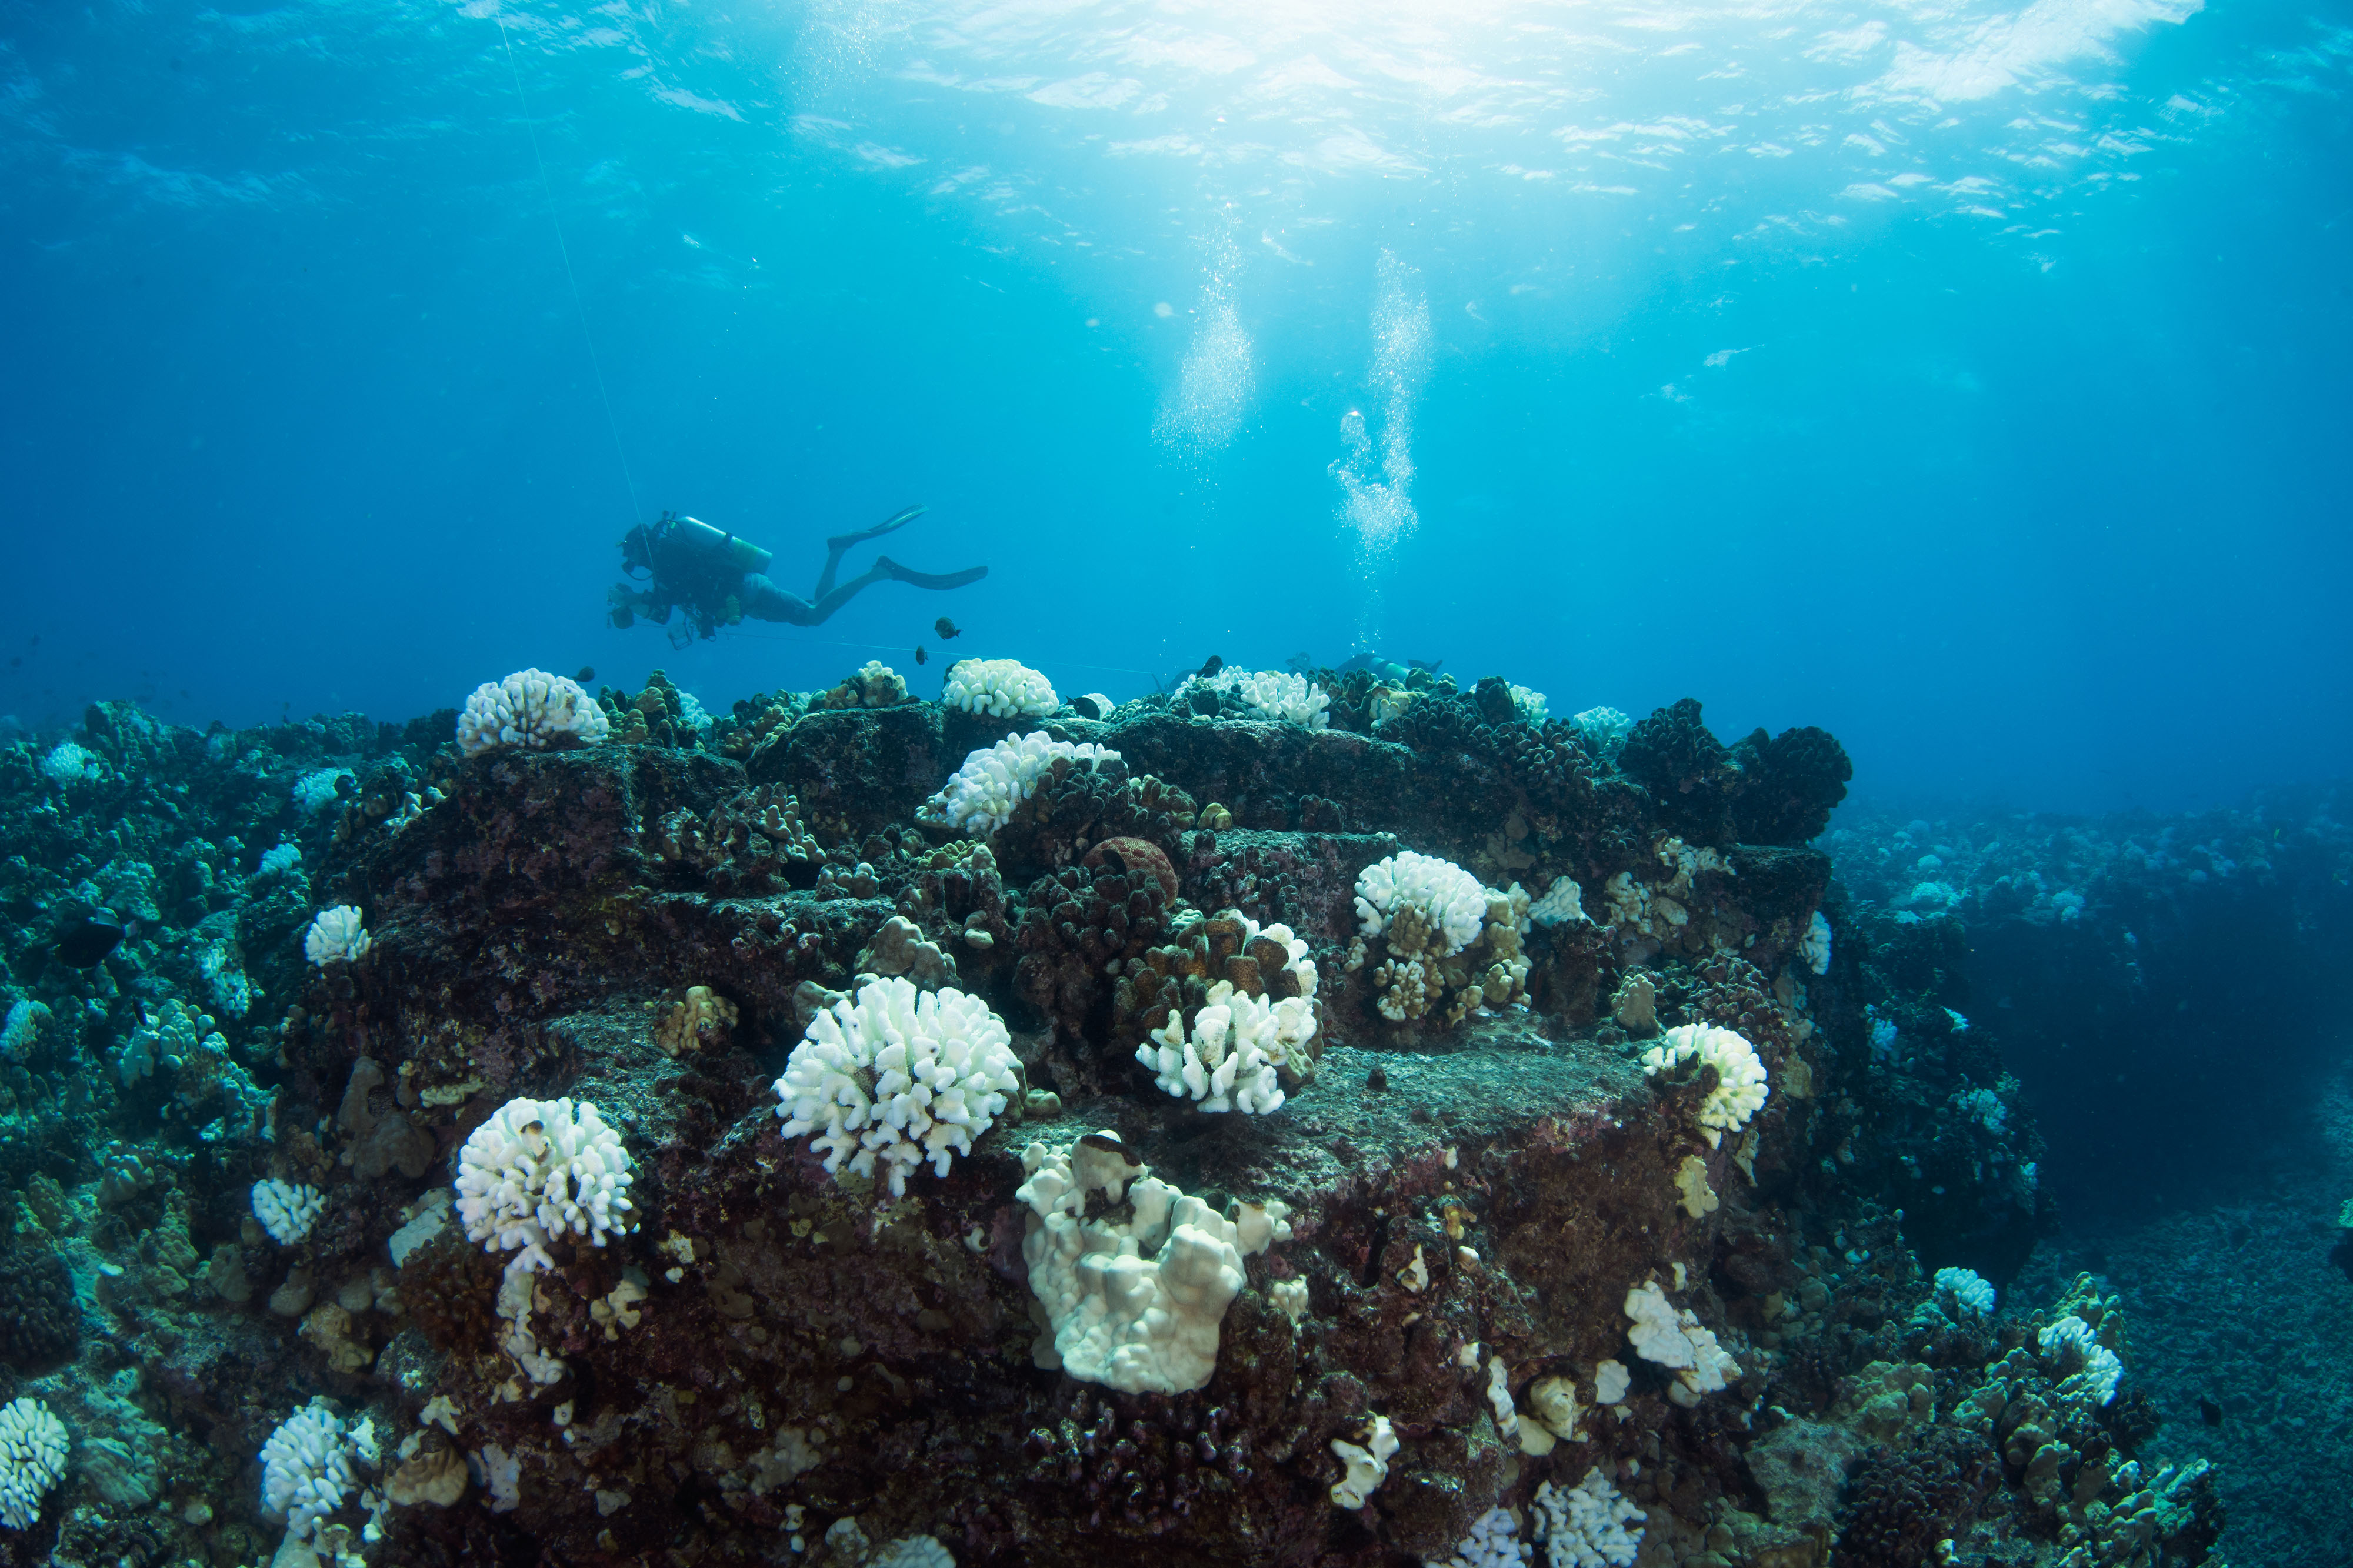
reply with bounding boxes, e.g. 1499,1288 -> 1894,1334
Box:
0,679 -> 2245,1568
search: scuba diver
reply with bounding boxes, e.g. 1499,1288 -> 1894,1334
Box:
608,505 -> 986,648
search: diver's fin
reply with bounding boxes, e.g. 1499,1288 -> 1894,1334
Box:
826,504 -> 927,553
875,556 -> 985,590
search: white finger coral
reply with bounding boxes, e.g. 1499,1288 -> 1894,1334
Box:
1624,1280 -> 1743,1406
304,905 -> 372,966
1136,980 -> 1314,1116
924,732 -> 1120,836
1016,1133 -> 1290,1394
454,1097 -> 637,1255
1639,1023 -> 1769,1147
1531,1466 -> 1644,1568
252,1179 -> 326,1245
1355,852 -> 1489,954
1179,668 -> 1332,729
1798,909 -> 1832,975
457,668 -> 612,758
941,658 -> 1058,718
774,978 -> 1021,1197
0,1397 -> 68,1532
260,1399 -> 376,1541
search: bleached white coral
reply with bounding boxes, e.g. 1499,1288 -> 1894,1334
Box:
1935,1266 -> 1997,1322
113,999 -> 224,1086
1329,1413 -> 1398,1509
1354,851 -> 1489,955
1639,1023 -> 1769,1147
828,660 -> 908,708
1426,1506 -> 1532,1568
871,1537 -> 956,1568
1529,876 -> 1589,926
38,742 -> 97,788
456,668 -> 612,758
1016,1135 -> 1290,1395
1624,1280 -> 1743,1406
941,658 -> 1058,718
304,905 -> 372,966
260,1399 -> 374,1541
1181,668 -> 1332,729
0,1000 -> 48,1063
454,1097 -> 637,1255
292,766 -> 353,815
1531,1466 -> 1644,1568
1509,685 -> 1548,722
1137,980 -> 1313,1115
1799,909 -> 1832,975
1137,916 -> 1317,1115
925,732 -> 1119,836
252,1179 -> 326,1245
0,1397 -> 68,1532
2038,1315 -> 2122,1406
1569,707 -> 1632,752
774,978 -> 1021,1197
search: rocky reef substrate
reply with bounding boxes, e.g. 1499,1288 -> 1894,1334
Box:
0,672 -> 2224,1568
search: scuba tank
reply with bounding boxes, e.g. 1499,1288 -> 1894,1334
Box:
666,515 -> 773,576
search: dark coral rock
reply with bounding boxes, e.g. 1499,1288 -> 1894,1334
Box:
0,1244 -> 79,1369
1832,1428 -> 1998,1567
1619,698 -> 1742,843
1729,725 -> 1853,845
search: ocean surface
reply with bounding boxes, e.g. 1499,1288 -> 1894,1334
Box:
5,0 -> 2349,812
4,4 -> 2352,1567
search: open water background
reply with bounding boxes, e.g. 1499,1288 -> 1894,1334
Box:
4,0 -> 2349,812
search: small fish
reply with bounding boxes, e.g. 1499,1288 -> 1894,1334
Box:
54,915 -> 132,968
934,616 -> 961,641
915,645 -> 928,665
576,665 -> 596,684
1196,654 -> 1223,680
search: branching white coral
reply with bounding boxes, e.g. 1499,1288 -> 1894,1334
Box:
1509,684 -> 1548,722
454,1097 -> 636,1256
456,669 -> 612,758
924,732 -> 1119,836
1799,909 -> 1832,975
1180,668 -> 1332,729
1935,1266 -> 1997,1322
1138,916 -> 1317,1115
2038,1315 -> 2122,1406
1624,1280 -> 1742,1406
941,658 -> 1058,718
1354,851 -> 1489,955
1329,1414 -> 1398,1509
1529,876 -> 1590,926
304,905 -> 372,966
0,1397 -> 68,1532
828,660 -> 908,708
252,1179 -> 326,1245
1426,1506 -> 1532,1568
1136,980 -> 1314,1115
1016,1135 -> 1291,1395
774,978 -> 1021,1197
1531,1467 -> 1644,1568
1639,1023 -> 1769,1147
261,1399 -> 376,1541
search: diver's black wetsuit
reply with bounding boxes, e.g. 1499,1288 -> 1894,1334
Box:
609,506 -> 985,644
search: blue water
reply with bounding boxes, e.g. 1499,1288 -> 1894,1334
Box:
5,0 -> 2348,812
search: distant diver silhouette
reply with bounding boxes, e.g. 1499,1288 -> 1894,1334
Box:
608,506 -> 986,648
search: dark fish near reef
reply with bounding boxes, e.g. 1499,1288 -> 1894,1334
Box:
54,915 -> 134,968
1196,654 -> 1223,679
934,616 -> 961,640
576,665 -> 596,684
915,645 -> 928,665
